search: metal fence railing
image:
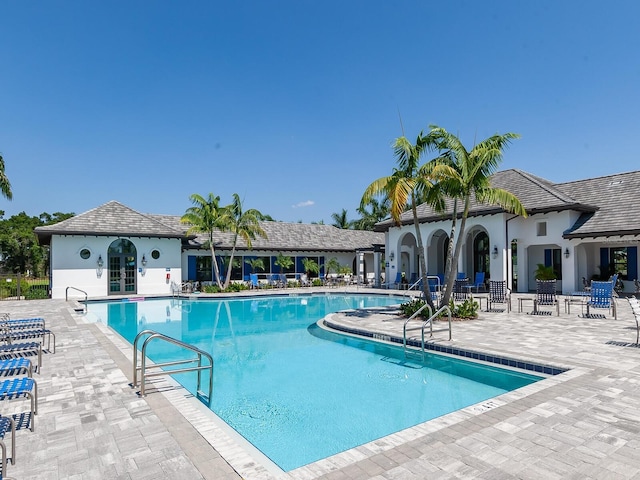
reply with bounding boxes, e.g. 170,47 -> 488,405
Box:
0,274 -> 50,300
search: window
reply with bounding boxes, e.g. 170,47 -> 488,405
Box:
473,232 -> 489,277
80,248 -> 91,260
151,249 -> 160,260
536,222 -> 547,236
599,246 -> 638,281
195,256 -> 212,282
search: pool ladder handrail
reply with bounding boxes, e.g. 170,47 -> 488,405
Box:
66,286 -> 88,312
132,329 -> 213,407
403,304 -> 452,358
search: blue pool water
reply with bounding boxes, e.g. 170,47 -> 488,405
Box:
87,294 -> 542,471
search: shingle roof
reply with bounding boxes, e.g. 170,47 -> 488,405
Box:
375,168 -> 640,240
35,201 -> 385,252
34,201 -> 188,244
556,171 -> 640,238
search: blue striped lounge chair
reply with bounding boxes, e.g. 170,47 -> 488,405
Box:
0,414 -> 16,475
0,377 -> 38,432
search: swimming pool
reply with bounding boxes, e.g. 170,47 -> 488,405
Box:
87,294 -> 543,471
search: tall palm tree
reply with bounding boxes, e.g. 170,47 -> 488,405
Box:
355,197 -> 390,230
181,193 -> 225,289
0,154 -> 13,200
424,126 -> 527,306
361,134 -> 442,310
219,193 -> 267,289
331,209 -> 353,229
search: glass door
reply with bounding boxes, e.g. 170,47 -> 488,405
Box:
108,239 -> 137,295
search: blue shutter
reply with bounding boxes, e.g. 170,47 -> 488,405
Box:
600,248 -> 609,276
544,249 -> 552,267
188,256 -> 196,281
628,247 -> 638,280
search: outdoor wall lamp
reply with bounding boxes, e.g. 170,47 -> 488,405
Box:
389,251 -> 395,261
492,246 -> 498,259
141,254 -> 147,267
97,255 -> 104,268
564,248 -> 570,259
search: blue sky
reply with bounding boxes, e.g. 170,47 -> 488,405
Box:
1,1 -> 639,224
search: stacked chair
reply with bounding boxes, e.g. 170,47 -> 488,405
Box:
0,313 -> 53,479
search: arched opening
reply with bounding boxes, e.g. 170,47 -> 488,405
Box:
108,239 -> 137,294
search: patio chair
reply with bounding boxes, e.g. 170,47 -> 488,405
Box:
581,280 -> 617,319
532,279 -> 559,316
300,274 -> 311,287
0,324 -> 55,354
471,272 -> 486,293
383,272 -> 402,289
0,377 -> 38,432
486,280 -> 511,312
453,278 -> 470,302
0,414 -> 16,475
0,342 -> 42,372
249,273 -> 261,289
0,358 -> 33,379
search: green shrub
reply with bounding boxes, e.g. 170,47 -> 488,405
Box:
446,299 -> 479,319
399,298 -> 429,318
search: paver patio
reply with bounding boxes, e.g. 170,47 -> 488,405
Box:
2,288 -> 639,479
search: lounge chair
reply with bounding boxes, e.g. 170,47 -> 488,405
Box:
485,280 -> 511,312
532,279 -> 559,316
0,324 -> 55,354
0,414 -> 16,475
0,343 -> 42,372
300,274 -> 311,287
581,280 -> 617,319
0,377 -> 38,432
0,358 -> 33,379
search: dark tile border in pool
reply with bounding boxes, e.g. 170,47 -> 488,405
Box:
323,319 -> 568,376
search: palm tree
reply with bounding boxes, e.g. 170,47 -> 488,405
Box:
245,257 -> 265,274
361,133 -> 442,310
0,154 -> 13,200
355,197 -> 390,230
424,126 -> 527,306
181,193 -> 225,289
301,257 -> 320,278
331,209 -> 353,229
274,252 -> 293,275
219,193 -> 267,289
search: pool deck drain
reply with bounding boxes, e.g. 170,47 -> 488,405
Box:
2,288 -> 640,479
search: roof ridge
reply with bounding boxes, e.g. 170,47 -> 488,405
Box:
511,169 -> 578,204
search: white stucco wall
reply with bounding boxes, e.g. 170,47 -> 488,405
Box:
50,235 -> 182,299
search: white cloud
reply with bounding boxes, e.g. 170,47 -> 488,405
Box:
292,200 -> 315,208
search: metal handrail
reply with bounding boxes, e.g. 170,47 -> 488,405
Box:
133,329 -> 213,406
65,286 -> 88,311
403,304 -> 432,355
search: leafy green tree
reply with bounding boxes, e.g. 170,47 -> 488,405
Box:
0,154 -> 13,201
181,193 -> 225,289
331,209 -> 353,229
424,126 -> 526,306
219,193 -> 267,289
323,257 -> 340,279
361,133 -> 442,309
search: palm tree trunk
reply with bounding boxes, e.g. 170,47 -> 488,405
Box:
223,234 -> 239,289
411,194 -> 435,310
209,233 -> 223,289
441,197 -> 471,306
441,199 -> 458,306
